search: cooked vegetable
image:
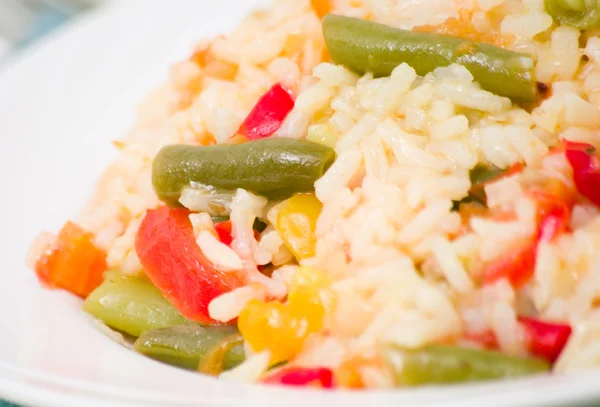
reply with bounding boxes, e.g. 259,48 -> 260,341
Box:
311,0 -> 333,19
214,220 -> 234,246
469,163 -> 524,202
565,141 -> 600,207
153,139 -> 336,206
275,193 -> 322,261
519,317 -> 572,363
545,0 -> 600,29
238,83 -> 295,140
263,367 -> 335,388
83,273 -> 188,336
383,344 -> 550,386
322,15 -> 537,102
238,267 -> 331,364
134,324 -> 244,372
198,334 -> 245,375
135,207 -> 245,324
35,221 -> 107,298
483,190 -> 571,288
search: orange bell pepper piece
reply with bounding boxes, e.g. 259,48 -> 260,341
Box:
35,221 -> 107,298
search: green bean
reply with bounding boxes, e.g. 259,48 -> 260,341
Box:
322,15 -> 537,102
383,344 -> 550,386
153,139 -> 336,206
133,324 -> 245,372
83,273 -> 188,337
545,0 -> 600,29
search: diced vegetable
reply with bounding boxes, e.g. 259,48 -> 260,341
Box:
469,163 -> 524,203
518,317 -> 572,363
35,221 -> 107,298
134,324 -> 244,372
383,344 -> 550,386
275,193 -> 322,261
135,207 -> 245,324
483,190 -> 571,288
83,273 -> 188,336
565,141 -> 600,207
322,15 -> 537,101
238,267 -> 332,364
214,220 -> 234,246
152,139 -> 336,206
263,367 -> 335,388
310,0 -> 333,19
307,124 -> 338,148
545,0 -> 600,29
238,84 -> 294,140
482,240 -> 537,288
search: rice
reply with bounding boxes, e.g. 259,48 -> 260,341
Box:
31,0 -> 600,389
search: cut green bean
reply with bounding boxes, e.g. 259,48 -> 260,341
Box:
383,344 -> 550,386
545,0 -> 600,29
83,273 -> 188,337
322,15 -> 537,102
134,324 -> 245,372
153,139 -> 336,206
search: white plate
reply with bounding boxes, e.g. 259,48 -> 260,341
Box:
1,1 -> 600,406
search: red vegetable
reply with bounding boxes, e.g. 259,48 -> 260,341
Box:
565,141 -> 600,207
519,316 -> 572,363
135,207 -> 244,324
238,84 -> 295,140
35,221 -> 107,298
263,367 -> 335,388
483,191 -> 571,288
464,317 -> 571,363
214,221 -> 233,246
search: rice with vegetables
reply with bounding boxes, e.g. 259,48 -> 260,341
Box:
29,0 -> 600,389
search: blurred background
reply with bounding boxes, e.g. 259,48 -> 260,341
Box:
0,0 -> 102,62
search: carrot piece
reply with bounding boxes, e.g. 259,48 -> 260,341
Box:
35,221 -> 107,298
311,0 -> 333,19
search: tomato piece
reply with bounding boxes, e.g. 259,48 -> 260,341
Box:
463,330 -> 500,349
565,141 -> 600,207
135,207 -> 244,324
35,222 -> 107,298
263,367 -> 335,388
238,84 -> 295,140
518,317 -> 572,363
214,221 -> 233,246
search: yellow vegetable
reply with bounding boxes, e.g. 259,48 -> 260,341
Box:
238,267 -> 333,364
307,124 -> 338,148
275,193 -> 322,261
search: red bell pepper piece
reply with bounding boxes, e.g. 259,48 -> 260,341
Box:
483,190 -> 571,288
238,84 -> 295,140
35,221 -> 107,298
565,141 -> 600,207
464,317 -> 571,363
135,207 -> 244,324
263,367 -> 335,388
214,220 -> 233,246
518,316 -> 572,363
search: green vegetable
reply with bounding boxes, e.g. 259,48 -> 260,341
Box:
322,15 -> 538,102
83,273 -> 188,337
383,344 -> 550,386
153,139 -> 336,206
133,324 -> 245,372
545,0 -> 600,29
470,164 -> 507,186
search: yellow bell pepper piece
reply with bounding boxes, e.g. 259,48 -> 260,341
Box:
275,193 -> 322,261
238,267 -> 333,364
